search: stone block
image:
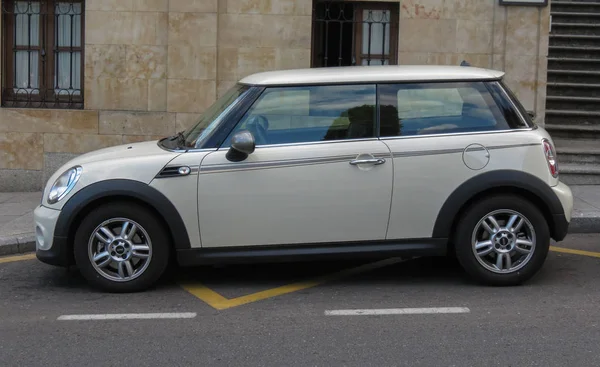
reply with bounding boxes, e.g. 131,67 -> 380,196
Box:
237,48 -> 276,79
99,111 -> 176,136
86,11 -> 160,45
168,46 -> 217,80
0,133 -> 43,170
217,81 -> 237,98
176,113 -> 202,132
126,46 -> 168,79
398,52 -> 429,65
169,0 -> 218,12
260,15 -> 312,48
275,48 -> 311,70
86,0 -> 133,11
506,7 -> 540,57
449,0 -> 494,21
43,153 -> 79,183
167,79 -> 216,113
401,0 -> 445,19
218,14 -> 264,47
169,13 -> 217,48
132,0 -> 169,11
270,0 -> 311,15
218,48 -> 240,81
85,77 -> 149,111
148,79 -> 167,111
227,0 -> 271,14
504,54 -> 538,110
399,19 -> 456,53
43,134 -> 123,154
456,20 -> 493,54
0,169 -> 42,192
0,109 -> 98,134
157,12 -> 169,46
85,45 -> 127,78
492,54 -> 504,71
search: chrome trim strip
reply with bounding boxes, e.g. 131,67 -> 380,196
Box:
201,155 -> 359,173
247,137 -> 380,149
379,127 -> 535,141
390,143 -> 540,158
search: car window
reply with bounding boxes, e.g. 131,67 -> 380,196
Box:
379,82 -> 512,137
224,84 -> 377,146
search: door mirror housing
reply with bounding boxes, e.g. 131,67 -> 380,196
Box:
526,110 -> 536,121
226,130 -> 256,162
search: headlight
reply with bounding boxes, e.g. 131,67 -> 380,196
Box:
47,166 -> 82,204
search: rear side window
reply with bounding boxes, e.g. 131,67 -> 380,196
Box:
378,81 -> 520,137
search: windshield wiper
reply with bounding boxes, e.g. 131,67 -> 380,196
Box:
168,130 -> 186,149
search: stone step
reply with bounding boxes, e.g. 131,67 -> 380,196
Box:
552,1 -> 600,14
554,139 -> 600,164
547,69 -> 600,84
545,123 -> 600,140
546,109 -> 600,126
550,34 -> 600,47
551,11 -> 600,24
559,163 -> 600,185
548,57 -> 600,71
548,45 -> 600,59
551,23 -> 600,36
545,96 -> 600,113
547,82 -> 600,98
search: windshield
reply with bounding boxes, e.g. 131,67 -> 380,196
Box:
181,84 -> 250,148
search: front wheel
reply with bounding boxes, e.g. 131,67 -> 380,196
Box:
454,195 -> 550,286
73,202 -> 170,293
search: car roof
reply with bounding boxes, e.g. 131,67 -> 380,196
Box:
239,65 -> 505,86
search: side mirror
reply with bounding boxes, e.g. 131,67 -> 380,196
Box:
226,130 -> 255,162
527,110 -> 536,121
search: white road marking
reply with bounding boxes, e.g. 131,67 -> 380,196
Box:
57,312 -> 197,321
324,307 -> 470,316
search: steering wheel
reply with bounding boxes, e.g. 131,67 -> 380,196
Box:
245,115 -> 269,145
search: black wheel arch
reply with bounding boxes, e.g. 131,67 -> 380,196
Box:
433,170 -> 569,242
54,179 -> 191,264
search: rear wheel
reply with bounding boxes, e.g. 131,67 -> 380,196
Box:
73,202 -> 170,292
454,195 -> 550,286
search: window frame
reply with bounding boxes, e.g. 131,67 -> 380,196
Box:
310,1 -> 399,68
1,0 -> 85,109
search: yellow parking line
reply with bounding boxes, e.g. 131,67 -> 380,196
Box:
551,246 -> 600,259
181,257 -> 405,310
0,253 -> 36,264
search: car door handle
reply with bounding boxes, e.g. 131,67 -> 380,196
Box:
349,158 -> 386,165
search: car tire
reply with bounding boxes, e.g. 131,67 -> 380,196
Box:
73,202 -> 170,293
454,194 -> 550,286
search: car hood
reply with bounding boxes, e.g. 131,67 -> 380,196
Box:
69,140 -> 175,165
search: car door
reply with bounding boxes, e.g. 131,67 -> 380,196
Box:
197,84 -> 393,248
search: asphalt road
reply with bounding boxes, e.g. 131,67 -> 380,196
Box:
1,234 -> 600,367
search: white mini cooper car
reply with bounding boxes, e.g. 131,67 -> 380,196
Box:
35,65 -> 573,292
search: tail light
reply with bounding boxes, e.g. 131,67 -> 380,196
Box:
542,138 -> 559,178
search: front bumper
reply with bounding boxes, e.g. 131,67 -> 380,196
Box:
34,205 -> 70,267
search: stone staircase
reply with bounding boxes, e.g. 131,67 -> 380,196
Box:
547,0 -> 600,184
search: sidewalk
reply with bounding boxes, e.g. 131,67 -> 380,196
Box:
1,187 -> 599,256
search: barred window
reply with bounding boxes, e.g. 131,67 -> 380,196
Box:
311,1 -> 399,67
1,0 -> 84,109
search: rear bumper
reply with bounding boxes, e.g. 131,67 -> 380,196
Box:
550,181 -> 573,242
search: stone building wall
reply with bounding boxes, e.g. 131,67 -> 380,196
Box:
0,0 -> 550,191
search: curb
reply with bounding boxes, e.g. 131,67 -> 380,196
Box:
0,217 -> 599,257
0,235 -> 35,257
